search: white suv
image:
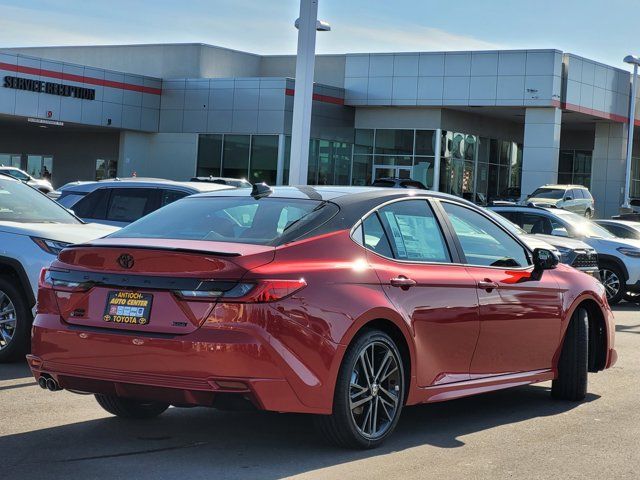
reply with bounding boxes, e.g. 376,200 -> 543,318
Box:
0,175 -> 116,362
491,205 -> 640,304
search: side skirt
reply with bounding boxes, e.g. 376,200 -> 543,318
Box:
409,369 -> 555,405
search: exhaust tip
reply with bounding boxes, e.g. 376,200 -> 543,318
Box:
46,377 -> 60,392
38,377 -> 48,389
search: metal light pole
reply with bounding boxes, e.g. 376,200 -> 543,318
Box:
622,55 -> 640,210
288,0 -> 330,186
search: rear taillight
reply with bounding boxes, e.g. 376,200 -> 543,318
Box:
40,268 -> 90,292
176,279 -> 306,303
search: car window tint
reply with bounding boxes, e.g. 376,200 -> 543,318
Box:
520,213 -> 554,235
72,189 -> 109,219
377,200 -> 450,262
362,214 -> 393,258
443,203 -> 529,268
161,189 -> 189,207
106,189 -> 155,222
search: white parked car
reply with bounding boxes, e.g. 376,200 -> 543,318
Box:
56,177 -> 234,227
491,205 -> 640,304
0,175 -> 116,362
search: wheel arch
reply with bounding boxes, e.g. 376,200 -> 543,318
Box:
0,256 -> 35,307
560,295 -> 609,373
334,308 -> 416,404
598,254 -> 629,282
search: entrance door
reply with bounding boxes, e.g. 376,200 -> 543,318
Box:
26,155 -> 54,183
373,165 -> 412,180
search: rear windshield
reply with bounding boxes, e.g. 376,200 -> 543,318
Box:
109,196 -> 337,245
0,178 -> 80,224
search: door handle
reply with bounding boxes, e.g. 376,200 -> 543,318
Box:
390,276 -> 417,289
477,279 -> 499,291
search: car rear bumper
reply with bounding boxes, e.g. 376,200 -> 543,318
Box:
29,312 -> 340,414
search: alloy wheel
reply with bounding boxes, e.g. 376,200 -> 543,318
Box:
0,290 -> 17,351
349,341 -> 402,440
600,268 -> 621,300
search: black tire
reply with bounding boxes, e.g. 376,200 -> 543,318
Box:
95,394 -> 169,419
599,262 -> 625,305
584,208 -> 593,219
315,329 -> 405,449
0,275 -> 32,363
552,308 -> 588,401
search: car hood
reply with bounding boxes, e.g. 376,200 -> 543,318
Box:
525,197 -> 561,207
584,236 -> 640,252
518,234 -> 557,252
0,221 -> 118,243
531,234 -> 594,251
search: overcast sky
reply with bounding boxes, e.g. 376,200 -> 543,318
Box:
0,0 -> 637,69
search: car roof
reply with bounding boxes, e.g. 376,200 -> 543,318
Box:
61,178 -> 235,193
536,184 -> 588,189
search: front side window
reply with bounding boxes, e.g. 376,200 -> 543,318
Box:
377,200 -> 450,263
443,202 -> 529,268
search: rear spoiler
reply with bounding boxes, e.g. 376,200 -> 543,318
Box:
63,243 -> 242,257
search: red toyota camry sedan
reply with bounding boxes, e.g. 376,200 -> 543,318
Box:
28,186 -> 616,448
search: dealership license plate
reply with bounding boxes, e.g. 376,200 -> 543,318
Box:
103,291 -> 153,325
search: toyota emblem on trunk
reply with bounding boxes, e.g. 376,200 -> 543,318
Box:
117,253 -> 135,269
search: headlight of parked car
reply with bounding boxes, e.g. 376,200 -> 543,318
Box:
555,246 -> 573,263
31,237 -> 72,255
616,247 -> 640,258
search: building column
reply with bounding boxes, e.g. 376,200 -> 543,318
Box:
591,122 -> 628,218
276,134 -> 286,185
520,107 -> 562,199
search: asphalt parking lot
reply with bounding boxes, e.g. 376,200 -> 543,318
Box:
2,304 -> 639,480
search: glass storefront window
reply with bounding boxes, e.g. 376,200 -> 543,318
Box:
221,135 -> 250,179
375,129 -> 414,156
334,142 -> 352,185
0,154 -> 21,168
354,129 -> 374,155
415,130 -> 435,156
558,149 -> 592,188
249,135 -> 278,185
352,155 -> 373,186
374,156 -> 412,167
96,159 -> 117,181
197,134 -> 223,177
26,155 -> 53,181
412,157 -> 434,189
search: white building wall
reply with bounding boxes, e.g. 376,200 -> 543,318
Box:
592,122 -> 627,217
119,132 -> 198,180
520,107 -> 562,197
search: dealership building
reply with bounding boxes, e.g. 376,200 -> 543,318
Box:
1,43 -> 640,216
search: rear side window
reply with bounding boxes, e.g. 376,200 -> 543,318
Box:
161,189 -> 189,207
110,197 -> 336,245
106,188 -> 157,222
377,200 -> 450,263
362,214 -> 393,257
72,189 -> 109,219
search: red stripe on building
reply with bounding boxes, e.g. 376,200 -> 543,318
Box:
556,100 -> 640,126
0,62 -> 162,95
285,88 -> 344,105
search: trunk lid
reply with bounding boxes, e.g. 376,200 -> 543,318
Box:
50,238 -> 275,334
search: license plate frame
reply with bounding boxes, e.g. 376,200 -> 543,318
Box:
103,291 -> 153,326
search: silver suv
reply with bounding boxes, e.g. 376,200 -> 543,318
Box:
525,184 -> 595,218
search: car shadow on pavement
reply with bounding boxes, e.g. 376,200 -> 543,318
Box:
0,360 -> 35,382
4,383 -> 599,479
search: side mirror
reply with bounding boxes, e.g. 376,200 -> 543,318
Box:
533,248 -> 559,272
551,227 -> 569,237
564,196 -> 572,201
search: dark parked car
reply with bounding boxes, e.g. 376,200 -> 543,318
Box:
371,177 -> 426,189
30,187 -> 615,448
190,176 -> 252,188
